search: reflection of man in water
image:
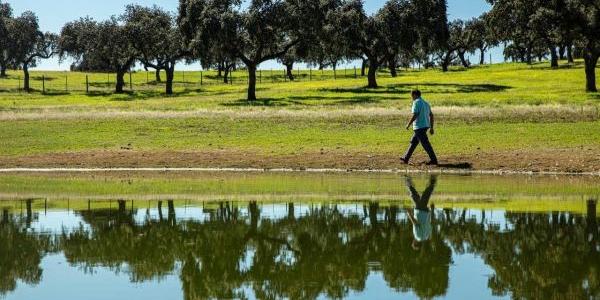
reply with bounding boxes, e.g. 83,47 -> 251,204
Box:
405,175 -> 437,249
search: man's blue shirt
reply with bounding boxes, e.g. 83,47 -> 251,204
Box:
412,97 -> 431,130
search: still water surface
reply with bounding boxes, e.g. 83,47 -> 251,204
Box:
0,174 -> 599,299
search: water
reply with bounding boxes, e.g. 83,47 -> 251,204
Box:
0,173 -> 599,300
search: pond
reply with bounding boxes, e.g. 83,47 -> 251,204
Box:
0,172 -> 599,299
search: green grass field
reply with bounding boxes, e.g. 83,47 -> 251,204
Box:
0,61 -> 599,172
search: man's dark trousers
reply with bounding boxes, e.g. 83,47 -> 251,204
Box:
403,128 -> 438,163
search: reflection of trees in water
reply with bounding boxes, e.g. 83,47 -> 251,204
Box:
438,200 -> 600,299
1,198 -> 598,299
57,201 -> 451,299
0,203 -> 51,296
62,200 -> 182,282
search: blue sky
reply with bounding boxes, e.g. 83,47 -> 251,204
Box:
5,0 -> 494,70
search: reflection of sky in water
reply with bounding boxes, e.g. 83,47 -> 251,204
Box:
3,202 -> 595,300
6,254 -> 183,300
4,253 -> 505,300
25,210 -> 90,234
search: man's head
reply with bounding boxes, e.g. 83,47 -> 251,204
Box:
411,89 -> 421,100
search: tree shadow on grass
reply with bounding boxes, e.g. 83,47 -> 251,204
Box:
320,83 -> 511,95
221,98 -> 306,107
30,76 -> 58,81
536,61 -> 585,70
85,89 -> 199,101
288,95 -> 383,104
40,91 -> 70,96
0,88 -> 70,96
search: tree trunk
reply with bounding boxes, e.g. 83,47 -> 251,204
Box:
550,46 -> 559,68
287,203 -> 295,220
479,48 -> 486,65
567,45 -> 574,64
441,51 -> 452,72
168,200 -> 176,226
526,45 -> 533,64
116,70 -> 126,93
249,201 -> 259,231
388,58 -> 397,77
247,63 -> 257,101
361,59 -> 367,76
584,50 -> 599,92
458,51 -> 469,67
165,66 -> 174,95
285,62 -> 294,81
0,64 -> 6,77
558,45 -> 566,60
23,63 -> 30,92
223,66 -> 230,83
217,62 -> 223,77
155,69 -> 161,82
367,59 -> 378,88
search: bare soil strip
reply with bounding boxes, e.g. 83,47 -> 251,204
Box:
0,148 -> 598,175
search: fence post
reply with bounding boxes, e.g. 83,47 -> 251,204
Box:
18,75 -> 21,92
86,75 -> 89,94
129,72 -> 132,91
65,73 -> 68,92
334,69 -> 336,80
42,75 -> 46,94
200,71 -> 203,85
309,68 -> 312,81
354,66 -> 357,78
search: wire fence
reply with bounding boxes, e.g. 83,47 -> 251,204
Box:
0,67 -> 373,94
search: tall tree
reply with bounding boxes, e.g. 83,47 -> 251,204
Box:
123,5 -> 190,95
436,20 -> 464,71
60,17 -> 137,93
179,0 -> 324,101
451,19 -> 476,68
487,0 -> 539,64
5,11 -> 57,92
337,0 -> 447,88
466,14 -> 497,65
0,1 -> 12,77
278,47 -> 299,81
566,0 -> 600,92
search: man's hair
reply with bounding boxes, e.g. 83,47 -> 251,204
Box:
411,89 -> 421,98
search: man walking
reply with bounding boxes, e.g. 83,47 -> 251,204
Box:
401,90 -> 438,165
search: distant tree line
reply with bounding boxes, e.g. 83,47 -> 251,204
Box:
0,0 -> 598,98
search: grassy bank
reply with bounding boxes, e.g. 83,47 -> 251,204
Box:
0,172 -> 598,213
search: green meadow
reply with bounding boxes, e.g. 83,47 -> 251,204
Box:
0,61 -> 599,172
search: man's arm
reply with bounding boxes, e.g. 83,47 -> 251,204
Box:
406,114 -> 418,130
429,112 -> 435,135
406,209 -> 419,225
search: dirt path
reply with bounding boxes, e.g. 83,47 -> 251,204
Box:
0,148 -> 598,174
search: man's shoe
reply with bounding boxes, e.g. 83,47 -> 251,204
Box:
400,157 -> 409,164
425,161 -> 438,166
